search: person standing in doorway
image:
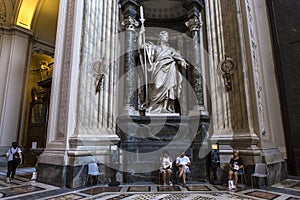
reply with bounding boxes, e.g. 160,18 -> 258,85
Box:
6,142 -> 22,183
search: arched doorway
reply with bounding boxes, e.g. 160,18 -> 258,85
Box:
16,0 -> 60,165
23,53 -> 54,165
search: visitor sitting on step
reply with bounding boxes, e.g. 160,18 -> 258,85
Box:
176,152 -> 191,187
160,150 -> 173,186
228,150 -> 244,191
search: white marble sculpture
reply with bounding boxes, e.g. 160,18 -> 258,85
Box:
139,30 -> 187,114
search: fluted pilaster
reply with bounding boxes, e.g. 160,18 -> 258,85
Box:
205,0 -> 260,153
77,0 -> 120,134
205,0 -> 233,135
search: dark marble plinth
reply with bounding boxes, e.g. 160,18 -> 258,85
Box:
82,186 -> 122,195
116,115 -> 210,183
36,163 -> 87,188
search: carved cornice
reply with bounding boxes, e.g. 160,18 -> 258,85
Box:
119,0 -> 139,18
182,0 -> 204,18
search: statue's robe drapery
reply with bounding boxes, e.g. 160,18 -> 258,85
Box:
142,42 -> 185,113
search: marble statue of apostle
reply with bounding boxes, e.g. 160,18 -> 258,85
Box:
139,30 -> 187,113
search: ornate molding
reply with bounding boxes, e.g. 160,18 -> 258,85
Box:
218,55 -> 236,91
119,0 -> 139,19
245,0 -> 266,135
58,0 -> 76,138
91,59 -> 106,94
0,0 -> 6,22
182,0 -> 204,18
122,16 -> 139,31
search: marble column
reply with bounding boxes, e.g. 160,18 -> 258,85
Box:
36,0 -> 83,188
238,0 -> 285,184
183,0 -> 206,113
182,0 -> 210,181
205,0 -> 261,181
37,0 -> 121,188
119,0 -> 139,115
205,0 -> 232,141
185,17 -> 204,108
205,0 -> 285,185
0,26 -> 32,161
75,0 -> 119,134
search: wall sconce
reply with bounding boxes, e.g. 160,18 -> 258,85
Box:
91,59 -> 106,94
218,54 -> 235,91
31,87 -> 39,102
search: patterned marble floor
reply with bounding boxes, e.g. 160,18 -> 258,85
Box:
0,168 -> 299,200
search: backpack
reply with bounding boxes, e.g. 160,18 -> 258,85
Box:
10,148 -> 21,165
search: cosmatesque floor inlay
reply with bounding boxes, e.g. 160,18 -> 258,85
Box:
245,191 -> 281,200
0,185 -> 45,198
0,168 -> 300,200
127,186 -> 151,192
45,193 -> 85,200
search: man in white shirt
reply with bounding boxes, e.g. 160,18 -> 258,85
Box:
176,152 -> 191,186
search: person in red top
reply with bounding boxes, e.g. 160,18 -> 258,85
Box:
228,150 -> 244,191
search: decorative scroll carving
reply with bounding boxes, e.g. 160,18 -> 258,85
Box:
245,0 -> 266,135
40,61 -> 54,80
58,0 -> 76,138
218,55 -> 235,91
0,0 -> 6,22
185,16 -> 202,32
91,59 -> 106,94
122,16 -> 139,31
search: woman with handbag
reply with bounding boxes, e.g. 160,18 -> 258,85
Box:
6,142 -> 22,183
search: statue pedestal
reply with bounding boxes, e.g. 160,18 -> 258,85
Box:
146,113 -> 180,117
30,148 -> 44,180
116,114 -> 210,183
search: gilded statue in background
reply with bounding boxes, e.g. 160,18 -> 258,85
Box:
40,61 -> 53,80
